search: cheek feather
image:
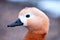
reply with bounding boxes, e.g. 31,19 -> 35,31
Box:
18,12 -> 36,27
18,15 -> 27,26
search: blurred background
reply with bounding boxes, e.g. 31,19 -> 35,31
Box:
0,0 -> 60,40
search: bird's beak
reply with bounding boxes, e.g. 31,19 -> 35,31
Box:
7,19 -> 23,27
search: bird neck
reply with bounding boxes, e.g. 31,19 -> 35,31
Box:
24,31 -> 46,40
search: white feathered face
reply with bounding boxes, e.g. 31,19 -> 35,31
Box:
18,12 -> 36,26
7,11 -> 37,27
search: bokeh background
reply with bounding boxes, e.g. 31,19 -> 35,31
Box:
0,0 -> 60,40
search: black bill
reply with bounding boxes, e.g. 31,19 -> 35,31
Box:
7,19 -> 23,27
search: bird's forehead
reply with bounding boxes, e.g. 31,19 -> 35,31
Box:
18,8 -> 38,16
18,8 -> 44,17
19,11 -> 38,17
19,8 -> 31,15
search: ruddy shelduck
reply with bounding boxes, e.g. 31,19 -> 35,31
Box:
7,7 -> 49,40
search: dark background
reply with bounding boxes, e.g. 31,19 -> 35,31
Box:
0,0 -> 60,40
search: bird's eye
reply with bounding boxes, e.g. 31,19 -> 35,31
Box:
26,14 -> 30,18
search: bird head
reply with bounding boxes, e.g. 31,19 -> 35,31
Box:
7,7 -> 49,34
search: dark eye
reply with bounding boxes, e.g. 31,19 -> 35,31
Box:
26,14 -> 30,18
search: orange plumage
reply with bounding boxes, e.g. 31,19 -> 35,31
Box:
24,31 -> 46,40
19,7 -> 49,40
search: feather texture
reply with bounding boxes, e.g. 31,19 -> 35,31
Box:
24,31 -> 46,40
